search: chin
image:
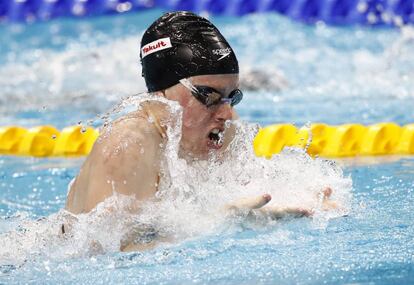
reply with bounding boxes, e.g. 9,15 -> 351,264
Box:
179,136 -> 226,160
206,142 -> 224,151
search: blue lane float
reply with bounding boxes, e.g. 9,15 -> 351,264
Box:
0,0 -> 413,26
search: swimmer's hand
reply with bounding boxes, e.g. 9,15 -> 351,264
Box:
319,187 -> 339,211
224,187 -> 338,220
223,194 -> 312,219
224,194 -> 272,213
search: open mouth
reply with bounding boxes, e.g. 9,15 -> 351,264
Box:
207,128 -> 225,148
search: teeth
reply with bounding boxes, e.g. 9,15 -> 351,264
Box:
211,128 -> 220,134
208,128 -> 225,146
217,131 -> 224,144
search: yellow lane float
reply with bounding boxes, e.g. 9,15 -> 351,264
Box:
254,123 -> 414,158
0,125 -> 98,157
0,123 -> 413,158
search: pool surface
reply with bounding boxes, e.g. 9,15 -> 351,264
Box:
0,9 -> 414,284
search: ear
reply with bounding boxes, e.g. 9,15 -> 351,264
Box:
163,83 -> 185,101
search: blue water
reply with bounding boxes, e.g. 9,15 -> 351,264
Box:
0,9 -> 414,285
0,156 -> 413,284
1,10 -> 413,127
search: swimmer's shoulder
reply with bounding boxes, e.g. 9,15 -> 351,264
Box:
115,100 -> 171,137
89,102 -> 170,161
66,108 -> 165,214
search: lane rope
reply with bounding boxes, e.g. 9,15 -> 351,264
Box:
0,123 -> 413,157
254,122 -> 414,158
0,125 -> 98,157
1,0 -> 413,26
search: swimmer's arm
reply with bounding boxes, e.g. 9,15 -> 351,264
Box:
224,194 -> 312,219
120,241 -> 158,252
66,116 -> 163,213
120,236 -> 173,252
224,188 -> 337,220
255,206 -> 313,218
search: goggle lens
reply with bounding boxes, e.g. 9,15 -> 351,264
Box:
192,86 -> 243,108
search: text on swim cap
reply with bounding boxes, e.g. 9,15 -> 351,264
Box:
212,48 -> 232,61
212,48 -> 231,56
141,37 -> 172,58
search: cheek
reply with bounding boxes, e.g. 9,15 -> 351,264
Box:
182,105 -> 210,129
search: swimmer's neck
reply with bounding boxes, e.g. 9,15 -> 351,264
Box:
178,147 -> 204,162
178,145 -> 227,163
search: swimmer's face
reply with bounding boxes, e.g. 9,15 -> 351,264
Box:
164,74 -> 239,158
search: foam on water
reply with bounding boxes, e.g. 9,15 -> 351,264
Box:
0,94 -> 352,269
0,13 -> 413,126
0,36 -> 143,114
0,11 -> 413,284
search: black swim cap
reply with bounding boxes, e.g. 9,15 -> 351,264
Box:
140,11 -> 239,92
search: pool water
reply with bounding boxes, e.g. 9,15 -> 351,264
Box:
0,9 -> 413,284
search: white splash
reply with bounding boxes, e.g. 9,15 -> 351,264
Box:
0,96 -> 352,266
0,36 -> 146,113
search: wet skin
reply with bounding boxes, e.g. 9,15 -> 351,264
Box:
164,74 -> 239,158
65,74 -> 337,251
65,74 -> 239,214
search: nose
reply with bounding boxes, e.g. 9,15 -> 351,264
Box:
214,102 -> 233,122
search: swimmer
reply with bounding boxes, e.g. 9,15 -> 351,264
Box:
64,11 -> 337,251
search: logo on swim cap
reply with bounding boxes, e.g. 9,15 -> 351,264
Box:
141,37 -> 172,59
212,48 -> 232,61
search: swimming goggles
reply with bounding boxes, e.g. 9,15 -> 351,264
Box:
179,78 -> 243,108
